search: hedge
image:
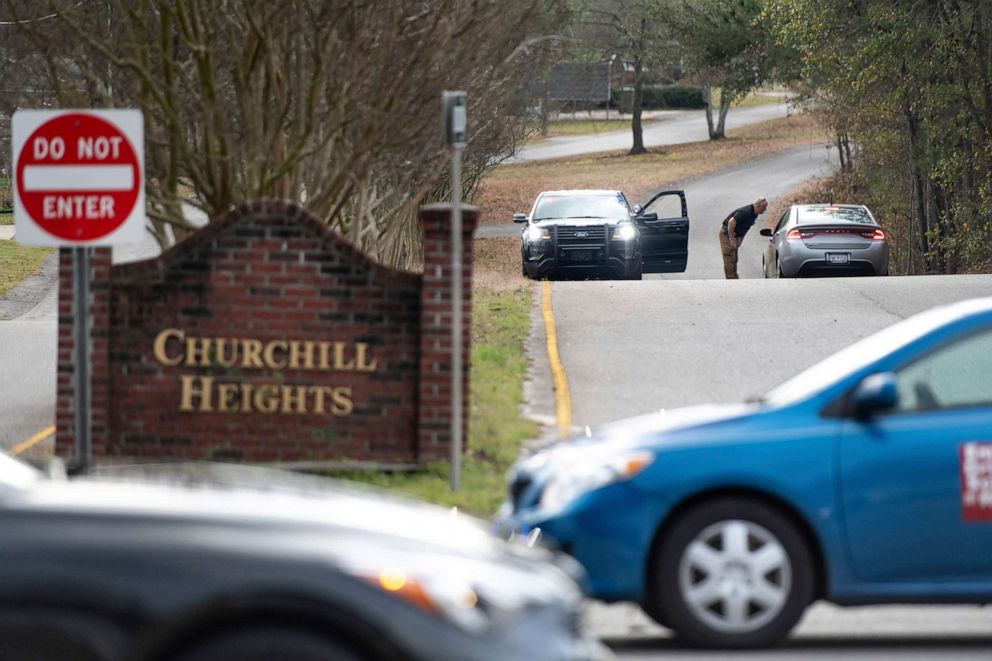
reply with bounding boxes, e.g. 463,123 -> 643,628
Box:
612,84 -> 705,112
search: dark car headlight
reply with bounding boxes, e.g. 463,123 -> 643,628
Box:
345,552 -> 579,634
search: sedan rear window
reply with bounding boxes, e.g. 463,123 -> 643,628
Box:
798,206 -> 873,225
534,195 -> 630,220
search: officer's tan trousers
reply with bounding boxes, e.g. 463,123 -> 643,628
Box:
719,229 -> 739,279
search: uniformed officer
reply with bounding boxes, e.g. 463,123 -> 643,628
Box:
718,197 -> 768,279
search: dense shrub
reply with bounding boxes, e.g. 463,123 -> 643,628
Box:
612,84 -> 705,112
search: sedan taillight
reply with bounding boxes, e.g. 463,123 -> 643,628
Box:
787,227 -> 886,240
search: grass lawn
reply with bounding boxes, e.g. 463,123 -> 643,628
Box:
0,211 -> 12,226
342,237 -> 535,516
539,118 -> 633,138
478,114 -> 828,225
724,88 -> 791,109
0,242 -> 52,297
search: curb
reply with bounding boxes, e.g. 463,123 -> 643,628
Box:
0,250 -> 58,321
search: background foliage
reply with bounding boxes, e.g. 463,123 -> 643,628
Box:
764,0 -> 992,273
0,0 -> 570,268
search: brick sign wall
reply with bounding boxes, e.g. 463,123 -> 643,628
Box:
55,200 -> 476,467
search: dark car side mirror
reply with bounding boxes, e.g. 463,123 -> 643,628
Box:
851,372 -> 899,419
636,212 -> 658,222
759,228 -> 773,237
512,213 -> 528,224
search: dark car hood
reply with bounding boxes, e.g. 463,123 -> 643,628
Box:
4,463 -> 504,557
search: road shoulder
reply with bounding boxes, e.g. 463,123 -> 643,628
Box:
0,251 -> 58,321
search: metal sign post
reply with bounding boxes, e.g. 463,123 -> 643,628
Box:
442,91 -> 467,491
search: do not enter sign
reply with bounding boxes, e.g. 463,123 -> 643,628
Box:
13,109 -> 144,246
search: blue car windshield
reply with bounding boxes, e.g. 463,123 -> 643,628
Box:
533,194 -> 629,220
763,305 -> 965,407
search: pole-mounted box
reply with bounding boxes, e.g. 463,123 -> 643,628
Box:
442,91 -> 468,148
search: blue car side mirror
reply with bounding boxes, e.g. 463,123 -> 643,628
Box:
852,372 -> 899,419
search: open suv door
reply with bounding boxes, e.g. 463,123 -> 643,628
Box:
636,190 -> 689,273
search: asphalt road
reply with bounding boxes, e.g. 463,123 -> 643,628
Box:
509,103 -> 792,163
544,275 -> 992,427
593,602 -> 992,660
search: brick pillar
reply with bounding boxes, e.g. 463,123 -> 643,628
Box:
417,204 -> 478,462
55,247 -> 113,463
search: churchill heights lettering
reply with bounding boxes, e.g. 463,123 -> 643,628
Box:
152,329 -> 379,416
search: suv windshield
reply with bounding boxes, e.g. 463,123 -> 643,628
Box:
533,194 -> 629,220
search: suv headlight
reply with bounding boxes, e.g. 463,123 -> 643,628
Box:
540,450 -> 653,513
527,225 -> 551,242
612,223 -> 637,241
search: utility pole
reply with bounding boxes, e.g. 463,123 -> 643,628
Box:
442,91 -> 467,491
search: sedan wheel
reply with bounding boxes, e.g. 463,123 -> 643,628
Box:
679,520 -> 790,634
649,498 -> 813,648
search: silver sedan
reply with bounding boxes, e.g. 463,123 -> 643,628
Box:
760,204 -> 889,278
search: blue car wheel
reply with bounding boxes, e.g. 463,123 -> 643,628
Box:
648,498 -> 814,648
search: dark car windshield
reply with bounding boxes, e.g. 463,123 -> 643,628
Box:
533,194 -> 629,220
798,206 -> 873,225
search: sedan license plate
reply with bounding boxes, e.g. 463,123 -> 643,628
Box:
826,252 -> 851,265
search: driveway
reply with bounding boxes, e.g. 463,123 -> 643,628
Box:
509,103 -> 792,163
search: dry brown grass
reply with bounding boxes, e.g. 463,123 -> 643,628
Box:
762,175 -> 838,230
473,237 -> 528,293
475,114 -> 827,226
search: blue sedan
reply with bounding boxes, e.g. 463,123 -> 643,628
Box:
497,297 -> 992,648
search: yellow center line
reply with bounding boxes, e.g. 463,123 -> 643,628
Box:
11,425 -> 56,456
541,281 -> 572,437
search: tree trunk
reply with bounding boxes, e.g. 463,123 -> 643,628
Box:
905,102 -> 933,273
836,132 -> 853,173
703,85 -> 716,138
629,56 -> 645,155
703,83 -> 728,140
714,92 -> 731,139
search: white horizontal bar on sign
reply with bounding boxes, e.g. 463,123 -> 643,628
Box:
22,165 -> 134,192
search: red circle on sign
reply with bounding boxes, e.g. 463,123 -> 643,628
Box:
16,113 -> 140,241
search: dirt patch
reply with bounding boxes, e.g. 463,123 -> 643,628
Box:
474,236 -> 527,294
475,114 -> 827,225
